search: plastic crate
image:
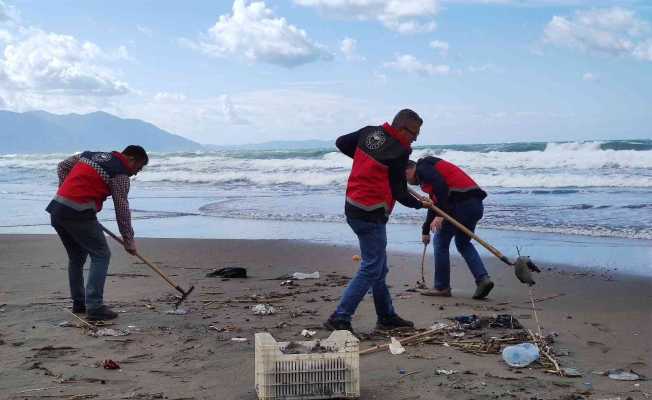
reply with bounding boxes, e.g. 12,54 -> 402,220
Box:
255,330 -> 360,400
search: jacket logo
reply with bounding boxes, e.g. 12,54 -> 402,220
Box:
365,131 -> 386,150
92,152 -> 112,163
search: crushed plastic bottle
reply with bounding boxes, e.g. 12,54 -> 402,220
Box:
501,343 -> 540,368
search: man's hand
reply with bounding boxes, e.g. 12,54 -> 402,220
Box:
430,217 -> 444,232
124,241 -> 137,256
420,199 -> 433,209
421,234 -> 431,245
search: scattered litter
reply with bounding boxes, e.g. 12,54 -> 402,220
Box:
231,337 -> 248,342
453,315 -> 481,330
502,343 -> 540,368
607,369 -> 644,381
145,304 -> 155,310
430,322 -> 449,331
561,367 -> 583,377
165,308 -> 188,315
127,325 -> 137,329
206,267 -> 247,278
89,328 -> 129,337
102,359 -> 120,370
389,337 -> 406,355
281,280 -> 296,287
252,304 -> 276,315
436,369 -> 458,375
490,314 -> 523,329
449,331 -> 465,338
57,321 -> 74,328
399,368 -> 406,374
292,272 -> 320,280
301,329 -> 316,338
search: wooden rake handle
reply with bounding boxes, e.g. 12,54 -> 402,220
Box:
410,188 -> 513,267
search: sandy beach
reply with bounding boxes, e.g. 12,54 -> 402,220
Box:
1,234 -> 650,400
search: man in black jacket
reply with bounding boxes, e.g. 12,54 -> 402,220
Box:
324,109 -> 432,333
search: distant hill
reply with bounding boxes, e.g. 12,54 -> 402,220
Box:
0,110 -> 203,153
205,139 -> 334,151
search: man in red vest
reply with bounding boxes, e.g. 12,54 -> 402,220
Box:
46,146 -> 148,320
324,109 -> 432,334
406,156 -> 494,299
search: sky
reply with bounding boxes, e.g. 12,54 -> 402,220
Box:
0,0 -> 651,146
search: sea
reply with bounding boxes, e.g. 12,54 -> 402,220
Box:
1,139 -> 651,275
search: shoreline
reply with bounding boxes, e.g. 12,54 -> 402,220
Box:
1,235 -> 650,399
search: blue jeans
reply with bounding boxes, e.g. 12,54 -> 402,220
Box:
333,218 -> 395,322
433,198 -> 489,290
51,216 -> 111,310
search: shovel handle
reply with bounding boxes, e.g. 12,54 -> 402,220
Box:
100,225 -> 184,292
410,189 -> 513,267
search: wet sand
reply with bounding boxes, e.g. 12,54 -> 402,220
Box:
0,234 -> 650,399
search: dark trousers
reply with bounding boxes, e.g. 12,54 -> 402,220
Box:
51,216 -> 111,310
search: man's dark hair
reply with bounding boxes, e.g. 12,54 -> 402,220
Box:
122,145 -> 149,165
392,109 -> 423,130
406,160 -> 417,169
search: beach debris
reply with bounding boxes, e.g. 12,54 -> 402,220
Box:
231,337 -> 248,342
89,328 -> 129,337
448,331 -> 465,338
301,329 -> 316,338
430,322 -> 449,331
165,308 -> 189,315
490,314 -> 523,329
206,267 -> 247,279
436,369 -> 458,375
561,367 -> 583,377
57,320 -> 74,328
145,304 -> 155,310
102,359 -> 120,370
352,255 -> 361,262
502,343 -> 540,367
389,337 -> 406,355
606,369 -> 644,381
292,271 -> 320,280
514,256 -> 538,286
252,304 -> 276,315
453,315 -> 482,330
281,280 -> 296,287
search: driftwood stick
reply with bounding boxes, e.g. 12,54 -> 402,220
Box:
63,308 -> 97,331
360,324 -> 451,355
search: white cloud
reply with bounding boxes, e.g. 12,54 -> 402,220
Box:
220,94 -> 250,125
294,0 -> 439,34
0,0 -> 16,23
340,37 -> 365,61
429,40 -> 449,56
383,54 -> 450,76
543,7 -> 652,61
467,63 -> 500,72
137,25 -> 153,37
582,72 -> 598,81
0,28 -> 11,43
154,92 -> 187,102
0,29 -> 130,95
185,0 -> 332,67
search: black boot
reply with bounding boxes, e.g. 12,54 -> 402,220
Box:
72,301 -> 86,314
323,316 -> 354,333
376,314 -> 414,331
472,277 -> 494,300
87,305 -> 118,321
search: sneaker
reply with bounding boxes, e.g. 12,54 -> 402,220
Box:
87,305 -> 118,321
72,302 -> 86,314
472,278 -> 494,300
323,316 -> 354,333
376,314 -> 414,331
420,288 -> 452,297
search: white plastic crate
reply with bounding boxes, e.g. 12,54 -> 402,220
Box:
255,330 -> 360,400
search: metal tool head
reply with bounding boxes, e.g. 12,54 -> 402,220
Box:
513,256 -> 541,286
174,285 -> 195,309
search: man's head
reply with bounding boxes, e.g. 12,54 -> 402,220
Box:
121,145 -> 148,175
405,159 -> 418,185
392,109 -> 423,144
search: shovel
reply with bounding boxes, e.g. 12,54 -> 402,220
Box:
100,225 -> 195,308
409,189 -> 540,285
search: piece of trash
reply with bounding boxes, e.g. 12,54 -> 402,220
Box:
389,337 -> 405,355
145,304 -> 155,310
399,368 -> 406,374
561,367 -> 583,377
165,308 -> 188,315
301,329 -> 316,338
453,315 -> 481,330
430,322 -> 448,331
607,369 -> 643,381
436,369 -> 458,375
127,325 -> 137,329
102,359 -> 120,370
206,267 -> 247,278
90,328 -> 129,337
231,337 -> 248,342
281,280 -> 296,287
449,331 -> 465,338
502,343 -> 540,368
292,272 -> 320,280
252,304 -> 276,315
352,255 -> 361,262
490,314 -> 523,329
57,321 -> 74,328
